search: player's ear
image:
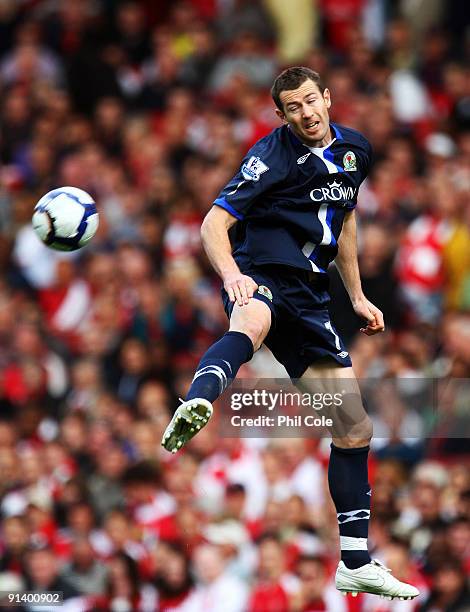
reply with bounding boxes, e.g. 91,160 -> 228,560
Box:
323,88 -> 331,108
275,108 -> 287,123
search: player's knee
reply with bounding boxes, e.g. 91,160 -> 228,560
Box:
230,318 -> 268,351
334,414 -> 373,449
229,303 -> 271,351
240,321 -> 267,350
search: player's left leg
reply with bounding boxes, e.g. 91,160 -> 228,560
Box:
161,299 -> 272,453
298,362 -> 419,601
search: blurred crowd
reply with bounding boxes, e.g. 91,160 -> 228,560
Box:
0,0 -> 469,610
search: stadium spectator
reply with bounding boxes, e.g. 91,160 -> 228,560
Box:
24,544 -> 81,601
184,542 -> 248,612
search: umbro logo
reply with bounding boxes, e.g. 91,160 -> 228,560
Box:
337,351 -> 349,358
297,153 -> 311,165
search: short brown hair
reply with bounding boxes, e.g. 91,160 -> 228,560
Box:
271,67 -> 325,111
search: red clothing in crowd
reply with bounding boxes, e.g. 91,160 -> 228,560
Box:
249,582 -> 290,612
320,0 -> 365,51
396,215 -> 452,293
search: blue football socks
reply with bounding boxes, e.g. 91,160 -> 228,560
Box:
328,444 -> 372,569
186,331 -> 254,402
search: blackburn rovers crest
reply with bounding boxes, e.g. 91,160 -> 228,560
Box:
343,151 -> 357,171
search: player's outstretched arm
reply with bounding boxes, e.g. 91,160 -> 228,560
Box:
335,210 -> 384,335
201,206 -> 258,306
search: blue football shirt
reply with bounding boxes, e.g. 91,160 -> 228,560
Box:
213,123 -> 372,273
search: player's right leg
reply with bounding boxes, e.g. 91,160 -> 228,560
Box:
161,299 -> 271,453
298,363 -> 419,601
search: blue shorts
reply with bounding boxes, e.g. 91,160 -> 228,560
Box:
222,264 -> 352,379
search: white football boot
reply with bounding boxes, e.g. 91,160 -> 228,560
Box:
161,398 -> 213,453
336,558 -> 420,601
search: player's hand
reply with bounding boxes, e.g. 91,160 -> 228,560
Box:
352,296 -> 385,335
224,272 -> 258,306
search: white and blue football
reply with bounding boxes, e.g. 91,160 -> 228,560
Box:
32,186 -> 99,251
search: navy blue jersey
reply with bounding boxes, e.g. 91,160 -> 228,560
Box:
213,123 -> 372,273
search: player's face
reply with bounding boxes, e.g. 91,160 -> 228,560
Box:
277,79 -> 332,147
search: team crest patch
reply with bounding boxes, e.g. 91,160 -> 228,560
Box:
257,285 -> 273,301
241,156 -> 269,181
343,151 -> 357,171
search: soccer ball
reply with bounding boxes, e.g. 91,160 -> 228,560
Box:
32,186 -> 99,251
